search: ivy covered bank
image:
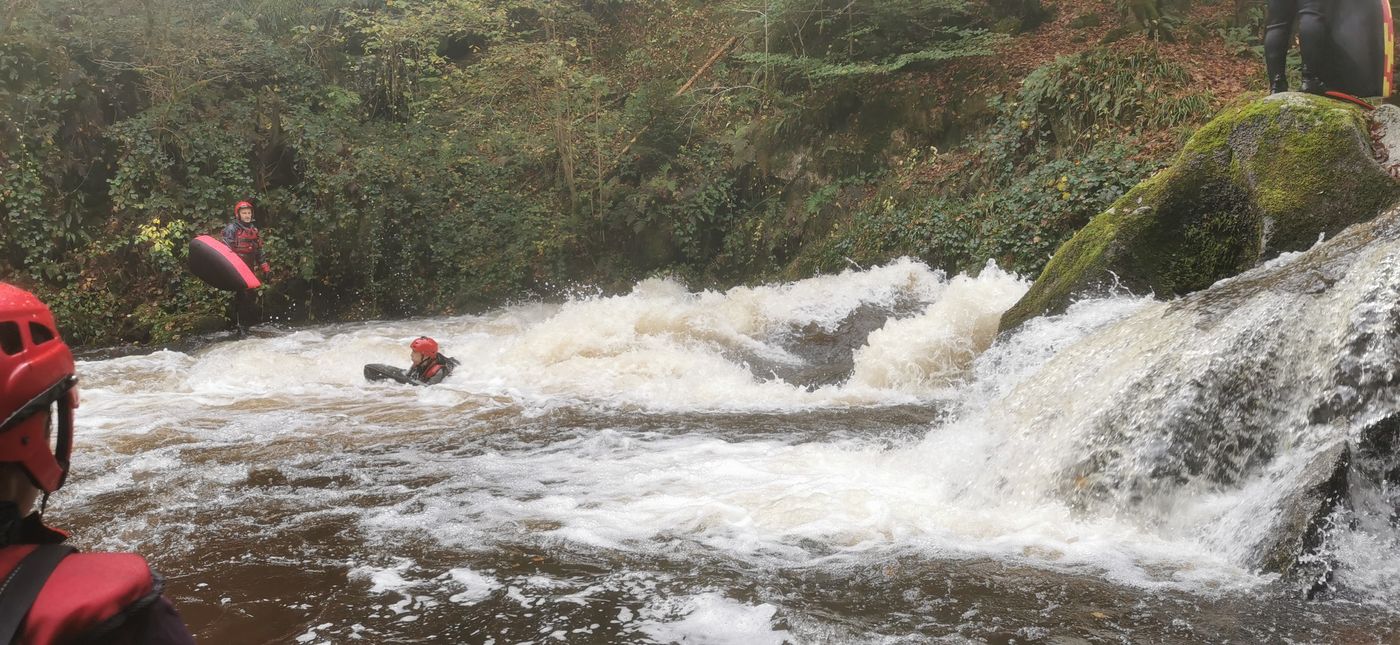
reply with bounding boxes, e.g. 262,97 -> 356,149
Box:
3,0 -> 1268,345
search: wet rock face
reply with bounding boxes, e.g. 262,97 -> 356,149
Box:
750,300 -> 920,388
1356,414 -> 1400,492
1259,414 -> 1400,595
1007,203 -> 1400,596
770,303 -> 899,387
1000,93 -> 1400,334
1370,104 -> 1400,179
1248,443 -> 1349,584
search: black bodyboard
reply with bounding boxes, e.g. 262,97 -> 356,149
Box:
364,363 -> 413,384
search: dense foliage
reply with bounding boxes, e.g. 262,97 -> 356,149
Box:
1,0 -> 1244,345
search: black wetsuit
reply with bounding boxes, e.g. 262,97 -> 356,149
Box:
1265,0 -> 1329,92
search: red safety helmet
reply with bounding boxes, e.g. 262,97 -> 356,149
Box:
0,284 -> 77,493
410,336 -> 439,358
234,200 -> 254,218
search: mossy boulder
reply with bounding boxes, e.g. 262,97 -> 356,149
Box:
999,93 -> 1400,333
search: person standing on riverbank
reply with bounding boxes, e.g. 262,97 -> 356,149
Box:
222,200 -> 271,335
0,283 -> 196,644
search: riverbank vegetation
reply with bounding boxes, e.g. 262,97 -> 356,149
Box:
3,0 -> 1265,345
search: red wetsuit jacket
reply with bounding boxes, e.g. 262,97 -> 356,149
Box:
0,515 -> 195,645
407,354 -> 459,385
221,220 -> 266,270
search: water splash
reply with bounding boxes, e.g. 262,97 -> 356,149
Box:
61,239 -> 1400,641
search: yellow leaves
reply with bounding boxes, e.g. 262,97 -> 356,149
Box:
135,217 -> 184,259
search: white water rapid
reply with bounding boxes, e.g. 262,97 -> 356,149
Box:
57,226 -> 1400,642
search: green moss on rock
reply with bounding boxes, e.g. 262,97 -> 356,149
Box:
999,93 -> 1400,333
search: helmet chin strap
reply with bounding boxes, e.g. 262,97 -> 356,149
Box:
0,501 -> 23,547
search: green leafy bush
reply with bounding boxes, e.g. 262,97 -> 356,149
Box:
0,0 -> 1230,347
986,46 -> 1213,163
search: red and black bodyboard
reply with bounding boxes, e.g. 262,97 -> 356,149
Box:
1323,90 -> 1376,109
189,235 -> 261,291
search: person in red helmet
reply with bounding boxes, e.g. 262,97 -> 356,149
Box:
0,283 -> 196,644
222,200 -> 270,335
406,336 -> 459,385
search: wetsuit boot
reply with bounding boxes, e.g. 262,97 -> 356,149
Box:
1300,69 -> 1328,95
1270,74 -> 1289,94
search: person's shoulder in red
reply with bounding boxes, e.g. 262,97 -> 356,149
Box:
0,283 -> 198,645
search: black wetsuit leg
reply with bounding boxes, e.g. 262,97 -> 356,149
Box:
1295,0 -> 1327,85
231,290 -> 255,332
1265,0 -> 1328,89
230,255 -> 261,332
1265,0 -> 1298,88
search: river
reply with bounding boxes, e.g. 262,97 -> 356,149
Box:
59,249 -> 1400,643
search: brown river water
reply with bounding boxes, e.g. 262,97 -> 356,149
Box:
53,257 -> 1400,643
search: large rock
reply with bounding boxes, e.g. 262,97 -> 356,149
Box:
999,93 -> 1400,333
1250,412 -> 1400,595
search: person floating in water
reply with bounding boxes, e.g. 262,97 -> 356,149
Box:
1264,0 -> 1328,94
222,200 -> 270,335
363,337 -> 461,385
0,283 -> 197,644
407,336 -> 459,385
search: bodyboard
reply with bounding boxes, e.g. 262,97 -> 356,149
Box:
364,364 -> 414,384
189,235 -> 261,291
1323,0 -> 1395,97
1323,90 -> 1376,109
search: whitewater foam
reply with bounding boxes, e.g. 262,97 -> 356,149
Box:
64,248 -> 1400,641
